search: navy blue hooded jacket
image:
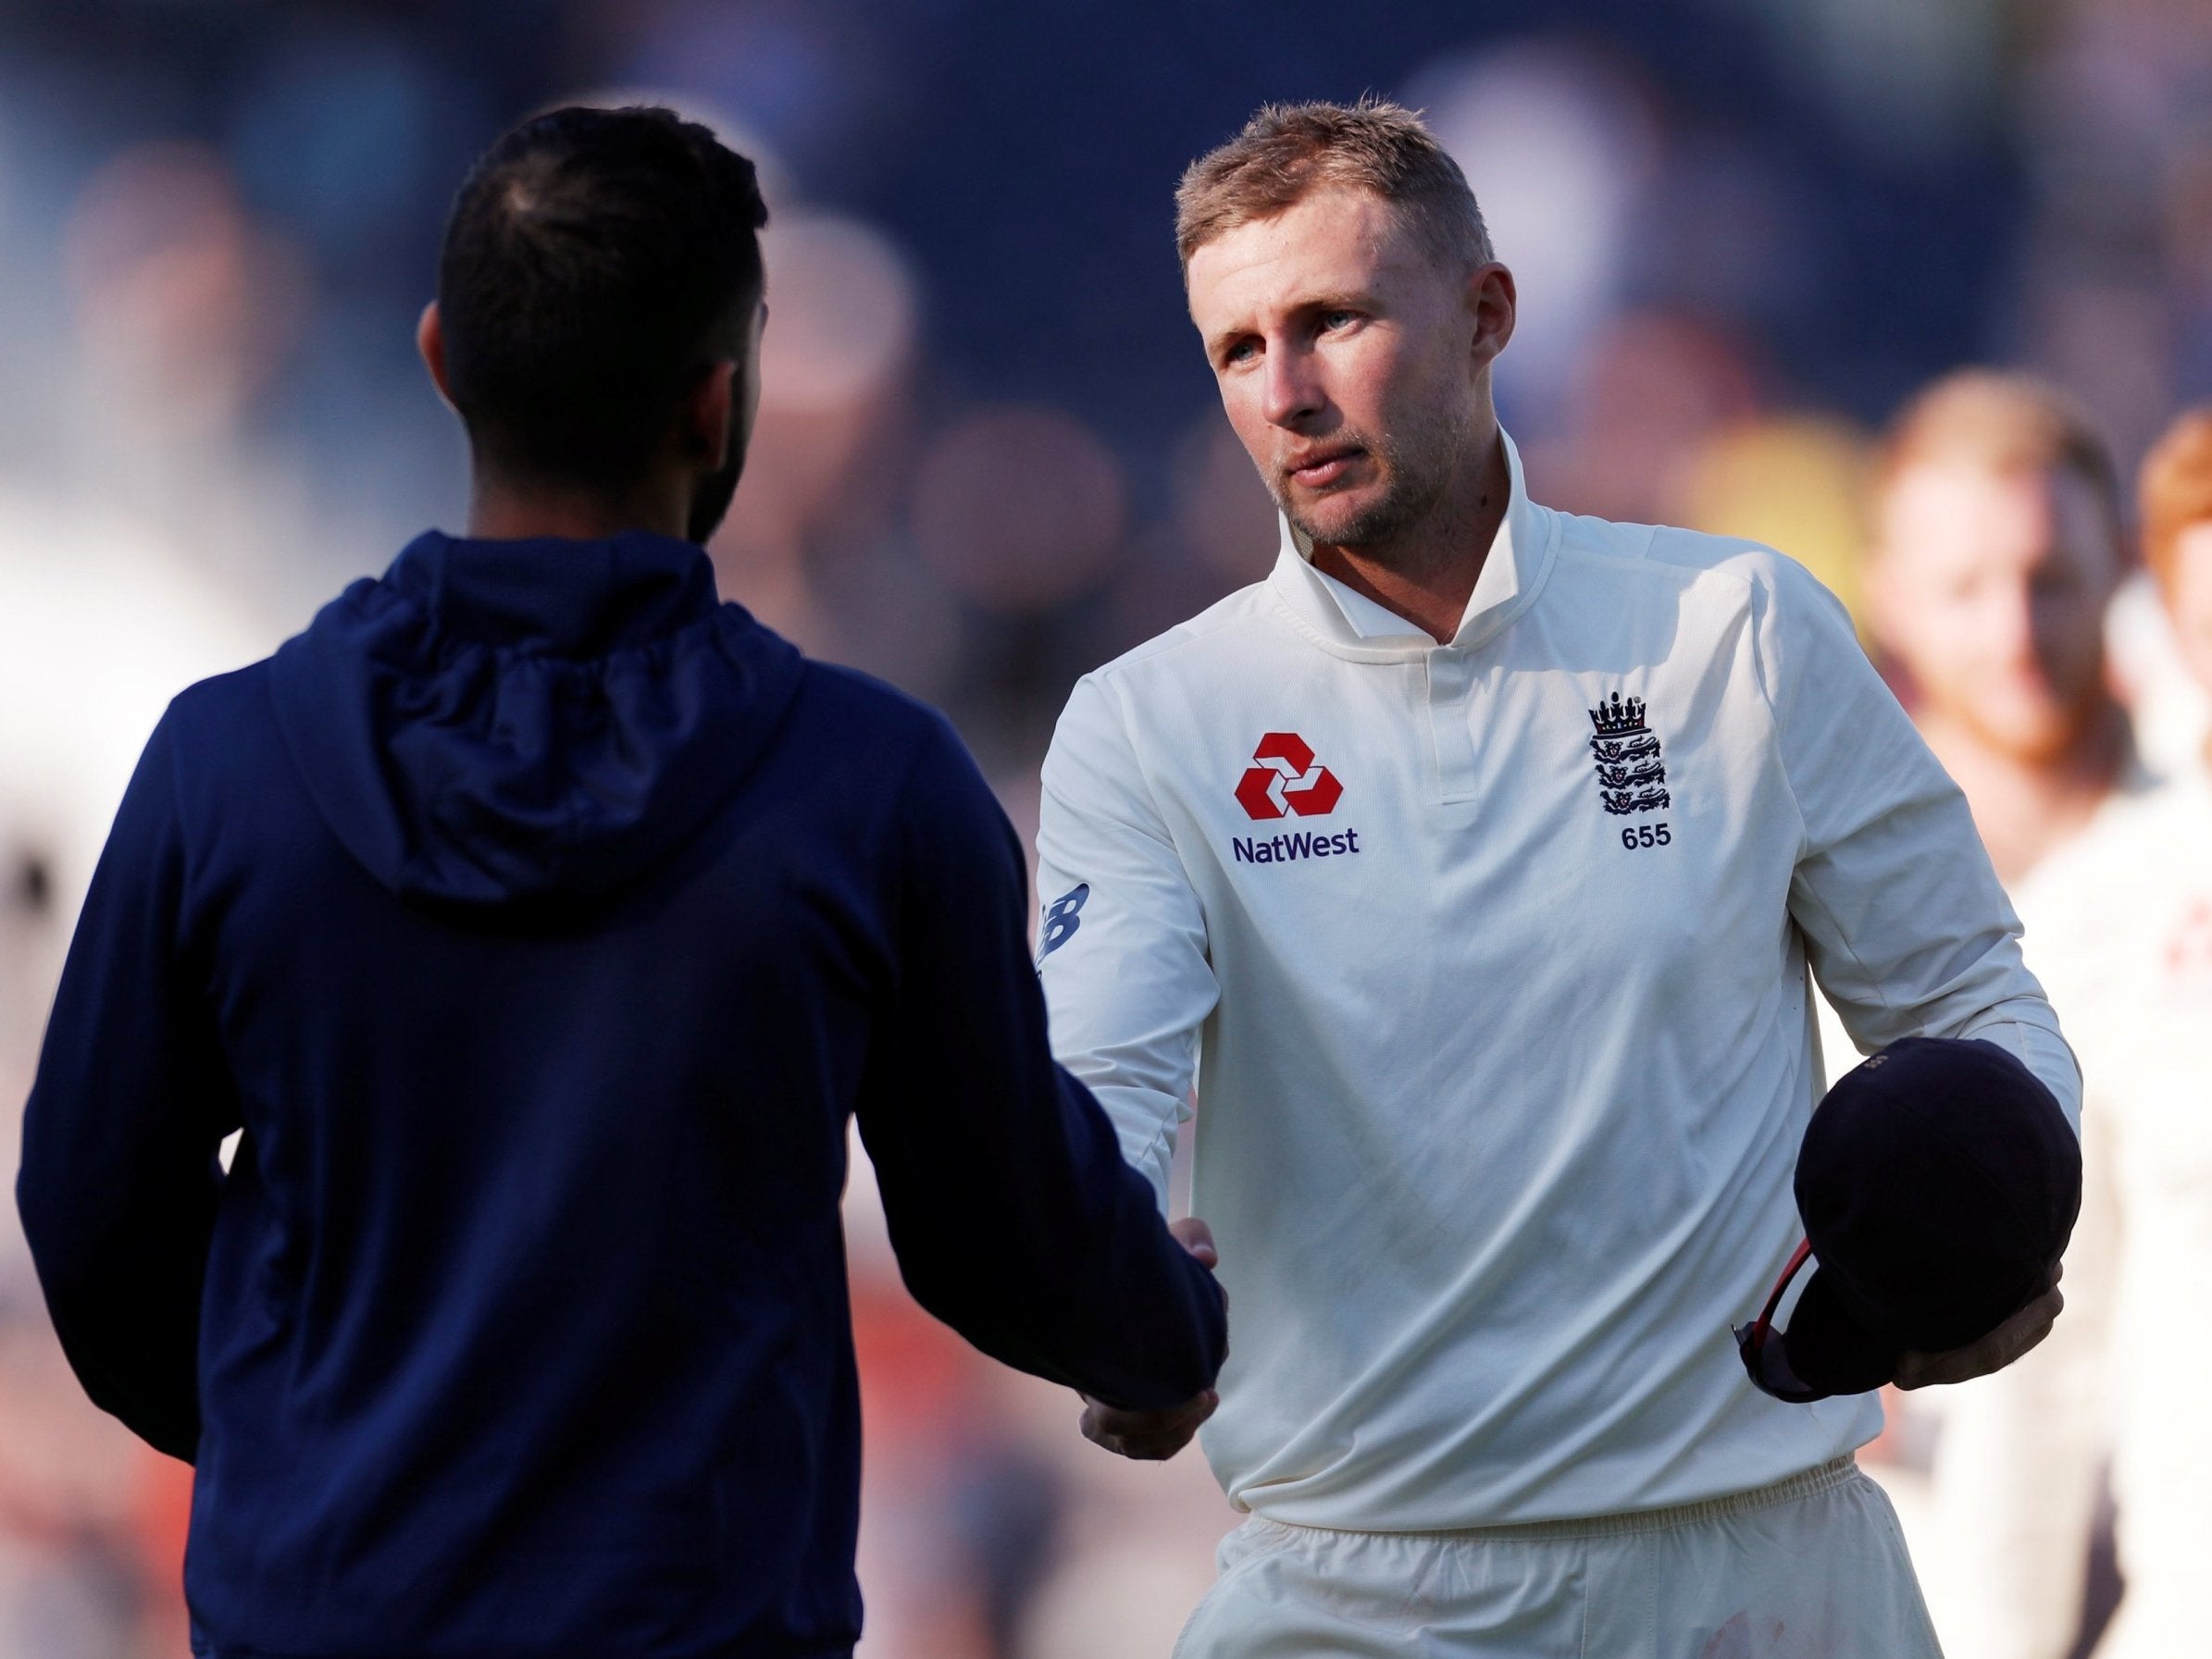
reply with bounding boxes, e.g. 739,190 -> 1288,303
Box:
17,530 -> 1226,1659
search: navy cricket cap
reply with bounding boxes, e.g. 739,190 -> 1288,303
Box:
1736,1037 -> 2082,1403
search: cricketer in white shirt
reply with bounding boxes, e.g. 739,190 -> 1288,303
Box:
1034,427 -> 2082,1534
1923,765 -> 2212,1659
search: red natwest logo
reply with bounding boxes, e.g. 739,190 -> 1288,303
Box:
1234,732 -> 1343,820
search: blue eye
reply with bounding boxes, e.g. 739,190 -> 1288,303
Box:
1321,309 -> 1357,330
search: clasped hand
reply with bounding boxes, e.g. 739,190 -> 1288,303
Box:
1079,1217 -> 1224,1461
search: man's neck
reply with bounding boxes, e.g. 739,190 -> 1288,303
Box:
465,476 -> 688,543
1308,429 -> 1510,645
1920,700 -> 2130,885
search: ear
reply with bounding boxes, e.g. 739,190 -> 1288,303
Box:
1467,262 -> 1516,369
679,360 -> 738,466
416,302 -> 455,410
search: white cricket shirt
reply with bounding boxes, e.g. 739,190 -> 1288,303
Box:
1035,432 -> 2080,1530
1927,764 -> 2212,1659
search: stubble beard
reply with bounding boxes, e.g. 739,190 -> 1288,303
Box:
1269,402 -> 1474,565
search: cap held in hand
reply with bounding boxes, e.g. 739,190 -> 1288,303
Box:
1736,1037 -> 2082,1403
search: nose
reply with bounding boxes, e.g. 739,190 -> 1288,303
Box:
1261,341 -> 1323,429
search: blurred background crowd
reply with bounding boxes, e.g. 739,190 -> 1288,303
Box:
2,0 -> 2210,1654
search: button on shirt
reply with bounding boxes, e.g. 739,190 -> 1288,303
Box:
1034,431 -> 2080,1530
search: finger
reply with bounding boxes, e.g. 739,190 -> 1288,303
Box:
1170,1216 -> 1219,1269
1896,1347 -> 1982,1390
1114,1407 -> 1214,1458
1897,1340 -> 1982,1389
2005,1289 -> 2062,1347
1114,1432 -> 1199,1462
1892,1352 -> 1939,1390
1079,1409 -> 1198,1462
1093,1396 -> 1218,1440
1079,1391 -> 1217,1443
2004,1312 -> 2057,1368
1895,1290 -> 2065,1389
1980,1294 -> 2061,1374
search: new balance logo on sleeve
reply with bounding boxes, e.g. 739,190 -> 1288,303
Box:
1038,883 -> 1088,959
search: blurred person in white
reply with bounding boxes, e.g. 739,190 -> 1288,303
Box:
1828,371 -> 2134,1602
0,498 -> 268,1088
59,142 -> 336,625
2,138 -> 301,1659
1928,407 -> 2212,1659
1037,99 -> 2078,1658
2105,571 -> 2210,780
3,142 -> 302,1092
1862,371 -> 2138,890
0,495 -> 263,1659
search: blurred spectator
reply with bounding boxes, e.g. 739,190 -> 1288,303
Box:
1927,405 -> 2212,1658
1408,37 -> 1660,434
1817,371 -> 2133,1649
703,205 -> 960,698
911,404 -> 1125,615
1521,308 -> 1761,527
1861,370 -> 2136,885
57,142 -> 344,625
0,490 -> 269,1081
0,483 -> 267,1659
2104,571 -> 2211,776
1681,413 -> 1874,629
2008,0 -> 2212,471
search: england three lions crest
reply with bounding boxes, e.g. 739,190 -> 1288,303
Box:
1588,692 -> 1670,815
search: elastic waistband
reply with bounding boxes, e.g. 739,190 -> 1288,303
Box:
1254,1455 -> 1861,1544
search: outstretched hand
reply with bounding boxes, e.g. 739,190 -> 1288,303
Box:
1078,1218 -> 1224,1461
1894,1266 -> 2064,1391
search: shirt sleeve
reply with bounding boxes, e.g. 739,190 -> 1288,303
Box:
851,711 -> 1226,1412
1035,671 -> 1221,1208
17,712 -> 232,1463
1756,553 -> 2082,1130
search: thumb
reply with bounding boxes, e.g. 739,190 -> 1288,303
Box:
1169,1215 -> 1219,1269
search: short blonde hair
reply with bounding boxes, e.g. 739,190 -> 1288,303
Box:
2138,407 -> 2212,595
1174,97 -> 1493,274
1875,369 -> 2121,538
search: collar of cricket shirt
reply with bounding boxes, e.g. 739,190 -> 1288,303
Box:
1265,426 -> 1560,663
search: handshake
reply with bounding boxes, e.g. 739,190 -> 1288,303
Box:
1080,1217 -> 1224,1461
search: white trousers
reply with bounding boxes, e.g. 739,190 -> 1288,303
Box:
1174,1457 -> 1942,1658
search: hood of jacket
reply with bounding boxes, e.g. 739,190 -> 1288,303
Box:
268,529 -> 802,907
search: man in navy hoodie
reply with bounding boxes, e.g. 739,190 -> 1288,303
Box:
16,106 -> 1227,1659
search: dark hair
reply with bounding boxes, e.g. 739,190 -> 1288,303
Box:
436,105 -> 768,487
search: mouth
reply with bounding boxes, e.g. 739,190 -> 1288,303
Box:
1285,445 -> 1365,489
